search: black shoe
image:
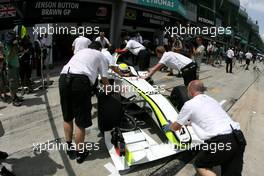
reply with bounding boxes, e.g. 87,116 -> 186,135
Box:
15,97 -> 24,102
0,166 -> 15,176
12,101 -> 22,107
0,151 -> 8,160
66,149 -> 76,160
76,150 -> 89,164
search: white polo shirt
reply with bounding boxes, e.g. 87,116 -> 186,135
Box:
196,45 -> 205,59
101,49 -> 116,67
95,36 -> 110,48
159,52 -> 192,71
226,49 -> 234,59
72,36 -> 92,54
40,36 -> 52,48
61,48 -> 108,85
245,52 -> 253,59
176,94 -> 240,140
125,40 -> 145,56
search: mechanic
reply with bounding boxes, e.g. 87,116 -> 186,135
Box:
226,47 -> 234,73
95,31 -> 112,49
245,50 -> 252,70
118,35 -> 150,71
101,48 -> 129,77
163,80 -> 246,176
72,34 -> 91,55
59,41 -> 109,164
143,46 -> 197,86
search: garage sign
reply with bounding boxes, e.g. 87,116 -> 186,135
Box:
138,0 -> 185,15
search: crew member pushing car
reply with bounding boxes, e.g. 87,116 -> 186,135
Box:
163,80 -> 246,176
59,42 -> 109,164
143,46 -> 197,86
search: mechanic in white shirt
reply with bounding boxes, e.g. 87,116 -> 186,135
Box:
118,35 -> 150,71
95,32 -> 112,49
72,35 -> 92,55
163,80 -> 246,176
101,48 -> 128,77
59,41 -> 109,164
226,48 -> 234,73
245,51 -> 253,70
143,46 -> 197,86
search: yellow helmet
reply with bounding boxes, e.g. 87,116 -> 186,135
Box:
118,63 -> 130,73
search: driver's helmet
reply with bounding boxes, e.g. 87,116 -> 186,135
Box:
118,63 -> 130,74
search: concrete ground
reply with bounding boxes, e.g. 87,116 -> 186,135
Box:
0,60 -> 263,176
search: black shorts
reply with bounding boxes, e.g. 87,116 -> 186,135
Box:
181,62 -> 197,86
194,132 -> 245,175
246,59 -> 250,65
225,58 -> 232,64
138,49 -> 150,71
59,74 -> 92,128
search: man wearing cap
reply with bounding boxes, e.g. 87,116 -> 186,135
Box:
143,46 -> 197,86
163,80 -> 246,176
59,41 -> 110,164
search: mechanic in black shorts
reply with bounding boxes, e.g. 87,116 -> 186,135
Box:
163,80 -> 246,176
59,41 -> 109,164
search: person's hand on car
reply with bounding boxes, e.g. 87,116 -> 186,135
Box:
162,121 -> 173,133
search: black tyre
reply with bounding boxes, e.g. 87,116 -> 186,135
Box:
170,86 -> 189,111
97,92 -> 123,133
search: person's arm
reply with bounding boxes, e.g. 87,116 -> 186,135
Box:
72,39 -> 76,52
142,63 -> 164,79
105,38 -> 112,47
98,55 -> 110,94
162,103 -> 192,132
117,40 -> 132,53
101,76 -> 110,94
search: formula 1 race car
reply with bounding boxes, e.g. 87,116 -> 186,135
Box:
97,52 -> 203,171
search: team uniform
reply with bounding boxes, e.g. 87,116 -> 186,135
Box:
72,36 -> 92,55
59,48 -> 108,128
125,40 -> 150,71
101,49 -> 116,67
95,36 -> 111,49
159,52 -> 197,86
226,49 -> 234,73
177,94 -> 246,175
245,52 -> 252,70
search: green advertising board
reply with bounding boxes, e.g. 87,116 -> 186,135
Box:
138,0 -> 186,15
